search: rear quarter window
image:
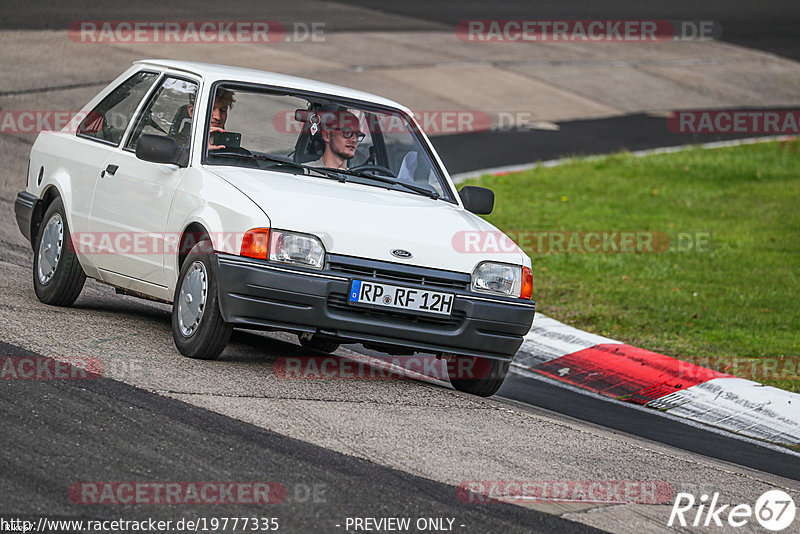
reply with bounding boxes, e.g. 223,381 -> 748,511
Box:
77,71 -> 159,146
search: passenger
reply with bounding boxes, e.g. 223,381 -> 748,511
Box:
186,88 -> 235,149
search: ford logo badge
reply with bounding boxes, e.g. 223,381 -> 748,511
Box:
391,249 -> 413,259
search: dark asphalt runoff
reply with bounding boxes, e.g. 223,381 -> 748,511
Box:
431,109 -> 798,176
0,341 -> 599,534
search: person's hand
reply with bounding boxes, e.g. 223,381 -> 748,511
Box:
209,125 -> 226,150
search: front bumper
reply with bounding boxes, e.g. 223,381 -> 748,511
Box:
15,191 -> 39,243
215,253 -> 535,361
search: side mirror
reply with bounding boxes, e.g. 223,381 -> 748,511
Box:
459,186 -> 494,215
135,134 -> 186,166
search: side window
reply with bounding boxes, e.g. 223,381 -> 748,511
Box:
125,77 -> 199,152
77,71 -> 159,145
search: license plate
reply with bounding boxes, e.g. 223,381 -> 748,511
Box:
348,280 -> 454,316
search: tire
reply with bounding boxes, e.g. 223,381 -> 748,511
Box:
172,241 -> 232,359
298,335 -> 340,353
32,197 -> 86,306
447,355 -> 510,397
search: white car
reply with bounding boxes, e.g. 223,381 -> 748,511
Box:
15,60 -> 535,397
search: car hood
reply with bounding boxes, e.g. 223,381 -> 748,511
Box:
207,166 -> 529,273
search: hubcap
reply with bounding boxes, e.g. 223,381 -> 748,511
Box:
37,214 -> 64,285
177,261 -> 208,337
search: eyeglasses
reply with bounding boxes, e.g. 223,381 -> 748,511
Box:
334,128 -> 366,141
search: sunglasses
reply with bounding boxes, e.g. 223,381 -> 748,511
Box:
333,128 -> 366,141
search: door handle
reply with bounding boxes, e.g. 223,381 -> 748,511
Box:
101,164 -> 119,178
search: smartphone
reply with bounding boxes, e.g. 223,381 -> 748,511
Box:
210,131 -> 241,148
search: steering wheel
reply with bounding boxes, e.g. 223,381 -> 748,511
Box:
349,163 -> 395,177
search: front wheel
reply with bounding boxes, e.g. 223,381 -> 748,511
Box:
447,355 -> 510,397
32,197 -> 86,306
172,241 -> 232,359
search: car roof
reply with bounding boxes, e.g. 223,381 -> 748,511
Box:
134,59 -> 411,114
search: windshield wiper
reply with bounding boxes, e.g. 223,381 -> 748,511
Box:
207,152 -> 348,182
333,169 -> 440,199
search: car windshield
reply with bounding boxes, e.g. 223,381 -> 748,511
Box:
203,84 -> 454,201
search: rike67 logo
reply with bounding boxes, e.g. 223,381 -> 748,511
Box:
669,490 -> 796,531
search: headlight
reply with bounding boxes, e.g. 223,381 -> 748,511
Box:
269,230 -> 325,270
472,262 -> 533,299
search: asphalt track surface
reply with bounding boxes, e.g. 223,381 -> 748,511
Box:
497,372 -> 800,482
3,1 -> 796,173
343,0 -> 800,62
0,341 -> 597,533
3,0 -> 798,63
347,344 -> 800,482
348,2 -> 800,173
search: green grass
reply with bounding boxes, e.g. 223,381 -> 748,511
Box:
463,140 -> 800,392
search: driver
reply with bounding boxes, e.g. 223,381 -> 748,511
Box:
307,110 -> 365,170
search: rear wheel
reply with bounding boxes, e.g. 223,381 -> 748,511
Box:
32,197 -> 86,306
172,241 -> 232,359
447,355 -> 510,397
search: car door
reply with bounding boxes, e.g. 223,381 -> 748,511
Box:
67,70 -> 160,243
90,76 -> 199,291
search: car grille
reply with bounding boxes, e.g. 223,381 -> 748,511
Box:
327,292 -> 465,329
326,254 -> 470,291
